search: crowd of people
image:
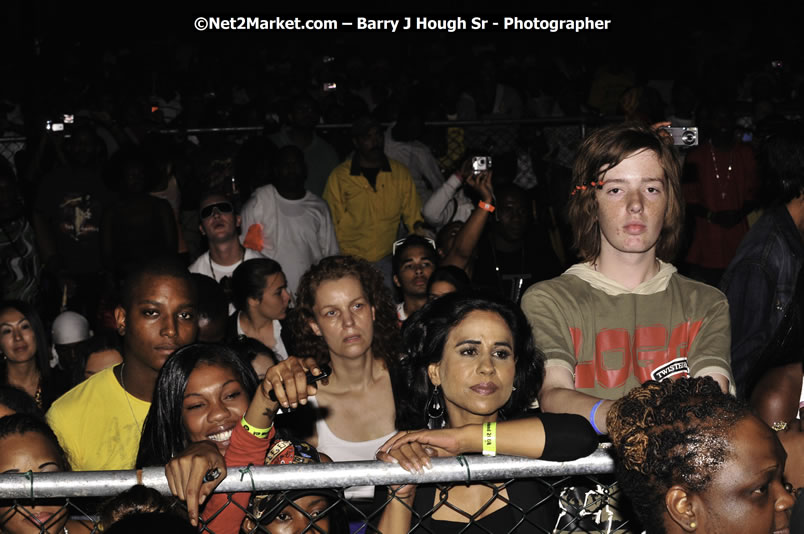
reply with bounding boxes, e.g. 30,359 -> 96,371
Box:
1,36 -> 804,533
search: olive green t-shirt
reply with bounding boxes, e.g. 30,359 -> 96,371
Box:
521,261 -> 734,400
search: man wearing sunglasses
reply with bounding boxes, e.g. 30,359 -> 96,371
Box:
189,193 -> 265,311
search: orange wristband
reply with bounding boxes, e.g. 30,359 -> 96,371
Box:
478,201 -> 495,213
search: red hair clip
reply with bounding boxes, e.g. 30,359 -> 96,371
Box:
570,180 -> 606,196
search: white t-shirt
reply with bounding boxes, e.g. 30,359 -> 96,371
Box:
240,185 -> 339,294
189,248 -> 265,281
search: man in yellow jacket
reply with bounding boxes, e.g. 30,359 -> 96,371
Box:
323,116 -> 423,287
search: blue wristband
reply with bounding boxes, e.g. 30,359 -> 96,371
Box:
589,400 -> 605,435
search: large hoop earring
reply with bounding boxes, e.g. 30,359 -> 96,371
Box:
426,385 -> 446,429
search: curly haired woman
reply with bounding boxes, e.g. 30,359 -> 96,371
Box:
269,255 -> 402,503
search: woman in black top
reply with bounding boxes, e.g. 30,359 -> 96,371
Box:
376,293 -> 597,533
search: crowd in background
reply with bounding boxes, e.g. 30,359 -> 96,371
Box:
1,10 -> 804,534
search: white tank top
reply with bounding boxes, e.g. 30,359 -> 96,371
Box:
308,396 -> 397,500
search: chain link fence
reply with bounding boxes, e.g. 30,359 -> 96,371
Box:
0,115 -> 614,179
0,446 -> 638,534
151,116 -> 604,182
0,136 -> 26,174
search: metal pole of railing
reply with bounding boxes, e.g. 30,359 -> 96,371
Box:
148,116 -> 623,135
0,447 -> 614,499
0,116 -> 625,144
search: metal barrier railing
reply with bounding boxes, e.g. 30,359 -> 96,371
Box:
0,446 -> 636,534
0,447 -> 614,498
0,116 -> 621,159
148,117 -> 615,136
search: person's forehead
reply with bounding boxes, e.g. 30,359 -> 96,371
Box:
315,276 -> 365,302
294,495 -> 329,508
400,245 -> 436,262
707,416 -> 781,489
187,362 -> 239,388
200,195 -> 230,209
430,280 -> 458,296
731,417 -> 781,462
133,274 -> 194,301
0,431 -> 61,467
0,307 -> 25,323
602,149 -> 664,177
448,310 -> 512,339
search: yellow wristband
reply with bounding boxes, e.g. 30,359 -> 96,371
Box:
241,417 -> 273,439
482,422 -> 497,456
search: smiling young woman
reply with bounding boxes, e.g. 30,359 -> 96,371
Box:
136,342 -> 341,534
136,344 -> 258,467
136,343 -> 262,532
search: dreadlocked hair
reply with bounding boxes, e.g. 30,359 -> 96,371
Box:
606,377 -> 749,534
287,255 -> 399,368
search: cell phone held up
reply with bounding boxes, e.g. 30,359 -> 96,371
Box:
268,363 -> 331,402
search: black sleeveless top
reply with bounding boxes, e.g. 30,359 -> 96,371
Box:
407,479 -> 557,533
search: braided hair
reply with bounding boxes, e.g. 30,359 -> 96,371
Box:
606,377 -> 749,534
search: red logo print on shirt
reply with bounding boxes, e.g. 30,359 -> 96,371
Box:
571,321 -> 704,389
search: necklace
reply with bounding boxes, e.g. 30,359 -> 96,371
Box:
709,141 -> 733,200
118,363 -> 140,428
34,380 -> 42,409
209,247 -> 245,282
7,367 -> 42,409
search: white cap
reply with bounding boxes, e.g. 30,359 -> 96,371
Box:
52,311 -> 92,345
